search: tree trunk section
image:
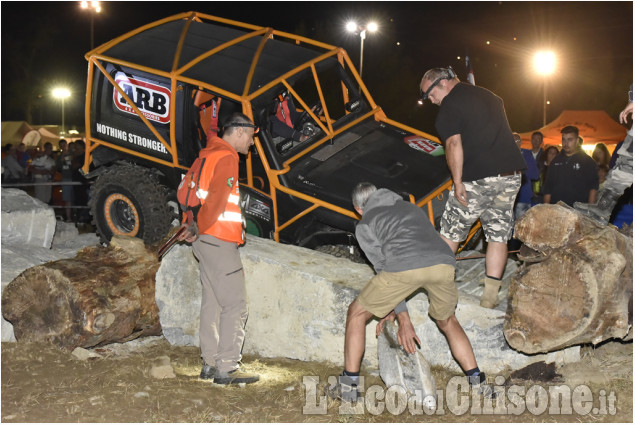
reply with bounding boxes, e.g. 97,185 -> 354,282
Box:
504,203 -> 632,354
2,236 -> 162,350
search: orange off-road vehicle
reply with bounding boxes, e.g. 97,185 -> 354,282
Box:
82,12 -> 474,252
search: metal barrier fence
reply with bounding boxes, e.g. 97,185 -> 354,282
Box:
1,180 -> 91,211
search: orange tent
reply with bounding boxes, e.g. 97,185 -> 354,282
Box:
519,110 -> 627,149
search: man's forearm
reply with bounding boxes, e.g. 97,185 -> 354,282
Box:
396,310 -> 412,326
445,135 -> 464,184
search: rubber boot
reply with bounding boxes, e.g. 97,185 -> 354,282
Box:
480,277 -> 501,309
574,189 -> 621,226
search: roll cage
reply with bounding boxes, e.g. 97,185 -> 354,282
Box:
83,11 -> 480,247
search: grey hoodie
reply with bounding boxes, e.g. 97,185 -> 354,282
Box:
355,188 -> 456,273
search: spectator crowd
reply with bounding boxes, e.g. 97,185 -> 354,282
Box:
513,128 -> 631,225
1,139 -> 90,223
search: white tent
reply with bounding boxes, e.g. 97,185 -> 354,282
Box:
1,122 -> 73,149
1,121 -> 35,146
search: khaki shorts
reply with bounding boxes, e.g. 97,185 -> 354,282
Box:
356,264 -> 457,321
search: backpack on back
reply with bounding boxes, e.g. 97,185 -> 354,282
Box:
177,155 -> 207,224
177,140 -> 236,225
177,146 -> 230,223
178,154 -> 205,205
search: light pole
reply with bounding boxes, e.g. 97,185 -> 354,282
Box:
346,21 -> 378,80
80,1 -> 102,50
533,50 -> 556,127
52,88 -> 71,136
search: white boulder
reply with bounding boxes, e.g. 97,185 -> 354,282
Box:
1,189 -> 100,342
156,235 -> 580,372
1,188 -> 56,248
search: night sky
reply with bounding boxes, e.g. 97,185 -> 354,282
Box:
1,1 -> 632,136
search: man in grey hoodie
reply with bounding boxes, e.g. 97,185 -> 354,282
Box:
331,182 -> 490,401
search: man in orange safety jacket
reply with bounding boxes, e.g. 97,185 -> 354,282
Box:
178,112 -> 260,385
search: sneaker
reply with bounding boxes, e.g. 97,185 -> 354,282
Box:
326,374 -> 361,402
469,372 -> 497,399
199,362 -> 216,380
213,368 -> 260,385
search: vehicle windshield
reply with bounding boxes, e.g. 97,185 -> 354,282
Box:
253,56 -> 369,157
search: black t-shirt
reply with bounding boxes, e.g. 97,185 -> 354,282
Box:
542,150 -> 599,206
435,82 -> 526,181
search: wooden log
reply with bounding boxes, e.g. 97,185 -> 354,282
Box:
504,203 -> 632,354
1,236 -> 162,349
514,203 -> 607,251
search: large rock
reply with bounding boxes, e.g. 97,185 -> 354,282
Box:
378,320 -> 436,409
402,291 -> 580,373
1,191 -> 100,342
155,236 -> 377,366
1,188 -> 56,248
156,235 -> 580,372
240,237 -> 372,364
455,249 -> 519,309
154,244 -> 201,347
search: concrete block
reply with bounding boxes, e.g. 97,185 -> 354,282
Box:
1,188 -> 56,248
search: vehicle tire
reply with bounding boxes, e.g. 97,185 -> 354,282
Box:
89,164 -> 172,245
315,244 -> 367,264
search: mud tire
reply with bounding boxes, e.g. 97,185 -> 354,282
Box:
89,164 -> 172,245
315,244 -> 367,264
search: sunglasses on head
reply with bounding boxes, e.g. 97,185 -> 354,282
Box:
224,122 -> 260,134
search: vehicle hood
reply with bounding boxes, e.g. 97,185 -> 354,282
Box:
288,119 -> 450,210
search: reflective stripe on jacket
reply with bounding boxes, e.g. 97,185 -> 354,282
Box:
196,137 -> 245,244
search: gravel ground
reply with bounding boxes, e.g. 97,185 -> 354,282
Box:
1,336 -> 632,423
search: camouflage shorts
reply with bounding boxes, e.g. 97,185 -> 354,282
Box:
440,175 -> 521,243
605,132 -> 633,194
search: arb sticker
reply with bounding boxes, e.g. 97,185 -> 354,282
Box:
404,135 -> 445,156
113,72 -> 171,124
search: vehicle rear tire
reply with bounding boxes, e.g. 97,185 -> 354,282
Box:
89,164 -> 172,245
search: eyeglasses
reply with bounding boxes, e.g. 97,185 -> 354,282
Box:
420,77 -> 444,102
224,122 -> 260,134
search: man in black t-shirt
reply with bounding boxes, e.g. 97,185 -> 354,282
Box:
543,126 -> 599,206
420,67 -> 526,309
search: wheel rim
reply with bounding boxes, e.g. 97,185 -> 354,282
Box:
104,193 -> 140,237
